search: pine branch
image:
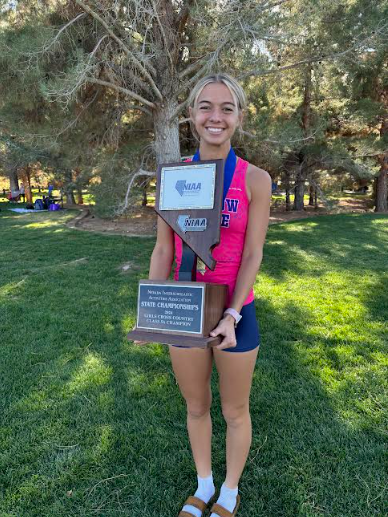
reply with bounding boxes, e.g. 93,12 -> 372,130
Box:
176,0 -> 195,37
104,65 -> 154,99
85,78 -> 155,110
150,0 -> 174,69
42,13 -> 87,53
116,168 -> 156,215
240,24 -> 388,79
178,56 -> 208,80
75,0 -> 163,101
172,58 -> 219,120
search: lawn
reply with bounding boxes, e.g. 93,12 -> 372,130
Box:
0,205 -> 387,517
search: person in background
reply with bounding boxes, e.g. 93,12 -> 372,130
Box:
20,184 -> 25,202
8,188 -> 20,202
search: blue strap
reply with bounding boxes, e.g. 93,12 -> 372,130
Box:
192,147 -> 237,205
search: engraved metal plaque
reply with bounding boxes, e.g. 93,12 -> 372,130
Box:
159,163 -> 216,210
136,282 -> 204,334
177,215 -> 207,233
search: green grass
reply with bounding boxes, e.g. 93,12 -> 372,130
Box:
0,204 -> 387,517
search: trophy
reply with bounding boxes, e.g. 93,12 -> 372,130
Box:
128,159 -> 228,348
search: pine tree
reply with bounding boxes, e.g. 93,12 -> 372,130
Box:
321,0 -> 388,211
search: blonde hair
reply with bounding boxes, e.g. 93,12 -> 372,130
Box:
188,73 -> 246,141
188,73 -> 247,111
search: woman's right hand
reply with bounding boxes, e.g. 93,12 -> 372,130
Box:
210,314 -> 237,350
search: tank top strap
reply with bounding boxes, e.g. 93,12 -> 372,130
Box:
229,157 -> 249,197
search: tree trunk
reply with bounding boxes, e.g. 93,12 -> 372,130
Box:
66,188 -> 76,205
293,165 -> 305,211
76,188 -> 84,205
294,65 -> 312,212
309,185 -> 314,206
25,165 -> 33,203
141,178 -> 152,207
375,167 -> 387,212
73,168 -> 83,204
142,187 -> 147,206
375,116 -> 388,212
153,100 -> 181,165
285,187 -> 291,211
9,169 -> 19,192
283,168 -> 291,211
63,170 -> 76,206
301,65 -> 312,135
293,181 -> 305,210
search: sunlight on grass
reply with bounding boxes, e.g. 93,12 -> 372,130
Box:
269,240 -> 287,245
93,424 -> 114,458
1,209 -> 387,517
255,246 -> 387,435
0,278 -> 27,298
292,341 -> 387,431
121,314 -> 135,333
118,285 -> 132,297
68,353 -> 112,393
17,474 -> 49,501
288,246 -> 321,262
148,344 -> 166,357
0,214 -> 23,220
15,389 -> 52,413
104,322 -> 114,333
371,217 -> 388,227
24,220 -> 65,229
127,370 -> 169,394
280,225 -> 306,232
98,389 -> 115,410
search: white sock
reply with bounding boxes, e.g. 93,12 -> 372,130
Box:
210,482 -> 238,517
182,473 -> 215,517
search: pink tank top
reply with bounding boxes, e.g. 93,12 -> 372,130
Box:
174,157 -> 254,307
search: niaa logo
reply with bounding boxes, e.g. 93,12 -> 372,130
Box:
175,180 -> 202,197
177,215 -> 207,233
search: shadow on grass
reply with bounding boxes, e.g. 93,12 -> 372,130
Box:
264,214 -> 388,282
244,298 -> 387,517
1,211 -> 387,516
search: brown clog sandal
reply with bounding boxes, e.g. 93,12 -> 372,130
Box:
210,494 -> 241,517
178,495 -> 208,517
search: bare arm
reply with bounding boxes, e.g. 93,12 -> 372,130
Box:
211,164 -> 272,349
228,165 -> 272,312
148,216 -> 174,280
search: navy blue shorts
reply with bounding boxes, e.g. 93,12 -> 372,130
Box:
222,301 -> 260,353
171,301 -> 260,353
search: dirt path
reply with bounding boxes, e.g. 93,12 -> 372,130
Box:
69,196 -> 373,237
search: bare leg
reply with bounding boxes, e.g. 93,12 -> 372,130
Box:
169,346 -> 214,477
213,347 -> 259,488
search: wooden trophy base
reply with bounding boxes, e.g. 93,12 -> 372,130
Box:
129,329 -> 222,348
128,280 -> 227,349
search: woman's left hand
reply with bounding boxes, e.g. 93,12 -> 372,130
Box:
210,315 -> 237,350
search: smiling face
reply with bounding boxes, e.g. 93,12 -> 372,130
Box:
189,82 -> 242,156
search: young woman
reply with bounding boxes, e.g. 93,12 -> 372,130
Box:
144,73 -> 271,517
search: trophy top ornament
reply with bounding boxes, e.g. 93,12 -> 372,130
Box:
155,159 -> 225,270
